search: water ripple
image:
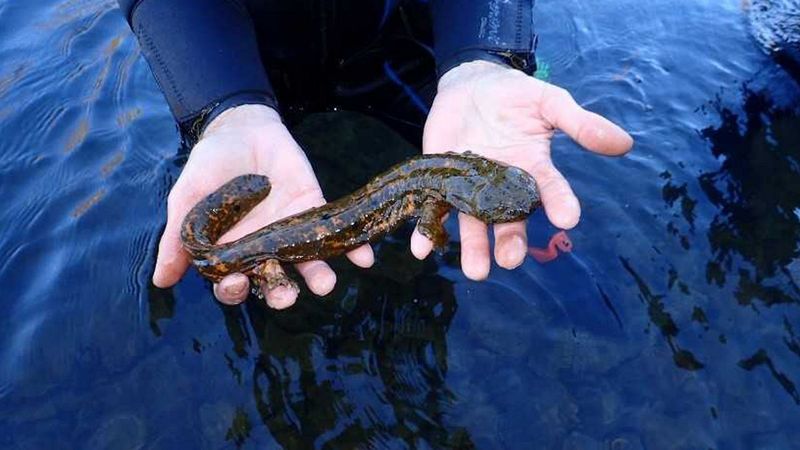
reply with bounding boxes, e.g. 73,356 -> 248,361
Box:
0,0 -> 799,447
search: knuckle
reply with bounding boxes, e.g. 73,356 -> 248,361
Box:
540,176 -> 570,198
551,85 -> 571,101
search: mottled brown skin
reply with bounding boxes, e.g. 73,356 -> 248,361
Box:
181,152 -> 541,287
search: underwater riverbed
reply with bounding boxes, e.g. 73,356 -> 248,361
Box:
1,0 -> 799,448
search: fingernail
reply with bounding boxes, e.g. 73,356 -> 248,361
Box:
410,231 -> 433,260
266,285 -> 298,309
224,283 -> 245,297
152,268 -> 167,288
462,251 -> 490,281
312,271 -> 336,296
497,234 -> 525,268
223,274 -> 248,296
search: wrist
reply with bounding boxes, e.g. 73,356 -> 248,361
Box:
438,60 -> 516,91
202,104 -> 282,139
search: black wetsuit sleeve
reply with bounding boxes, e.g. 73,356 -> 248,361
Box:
431,0 -> 537,77
118,0 -> 277,142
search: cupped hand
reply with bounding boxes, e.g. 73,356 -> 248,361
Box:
154,104 -> 374,308
412,60 -> 633,279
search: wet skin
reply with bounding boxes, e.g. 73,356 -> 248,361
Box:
181,152 -> 541,293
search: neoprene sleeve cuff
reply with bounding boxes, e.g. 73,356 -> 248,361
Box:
432,0 -> 537,77
119,0 -> 277,142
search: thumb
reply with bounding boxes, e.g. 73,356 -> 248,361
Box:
153,192 -> 193,288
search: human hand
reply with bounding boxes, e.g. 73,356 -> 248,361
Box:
153,104 -> 374,308
412,60 -> 633,279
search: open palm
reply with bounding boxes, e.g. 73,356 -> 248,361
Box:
411,61 -> 633,279
154,105 -> 373,308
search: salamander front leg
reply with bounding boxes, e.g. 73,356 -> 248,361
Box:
253,259 -> 298,298
417,199 -> 451,252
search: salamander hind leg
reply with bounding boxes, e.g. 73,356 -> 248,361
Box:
417,199 -> 451,252
253,259 -> 299,298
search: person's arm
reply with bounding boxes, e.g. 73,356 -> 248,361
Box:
417,2 -> 632,280
118,0 -> 374,308
431,0 -> 537,78
118,0 -> 277,143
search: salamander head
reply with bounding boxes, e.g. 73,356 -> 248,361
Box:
444,162 -> 541,223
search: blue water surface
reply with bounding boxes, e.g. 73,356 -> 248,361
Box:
1,0 -> 799,448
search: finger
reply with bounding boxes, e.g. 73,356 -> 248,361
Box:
458,212 -> 490,280
152,209 -> 191,288
410,212 -> 450,260
346,244 -> 375,268
295,260 -> 337,296
213,273 -> 249,305
528,159 -> 581,229
265,284 -> 299,310
410,226 -> 434,260
493,222 -> 528,269
251,262 -> 300,309
538,82 -> 633,155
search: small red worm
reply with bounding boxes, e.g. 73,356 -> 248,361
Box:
528,230 -> 573,263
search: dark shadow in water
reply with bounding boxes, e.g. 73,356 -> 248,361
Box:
699,84 -> 800,306
660,170 -> 697,251
224,407 -> 253,447
183,112 -> 476,447
738,348 -> 800,404
628,79 -> 800,376
147,283 -> 175,337
648,75 -> 800,402
785,316 -> 800,358
620,257 -> 705,371
219,303 -> 253,359
240,263 -> 473,448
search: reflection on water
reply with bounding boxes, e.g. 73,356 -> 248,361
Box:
699,79 -> 800,408
620,257 -> 705,371
739,348 -> 800,404
244,268 -> 469,447
700,85 -> 800,306
2,0 -> 800,447
652,67 -> 800,434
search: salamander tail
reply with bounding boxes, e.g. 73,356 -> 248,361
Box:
180,174 -> 271,255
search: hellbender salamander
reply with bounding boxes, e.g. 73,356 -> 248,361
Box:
181,152 -> 541,292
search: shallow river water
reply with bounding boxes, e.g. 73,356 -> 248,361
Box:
1,0 -> 799,448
